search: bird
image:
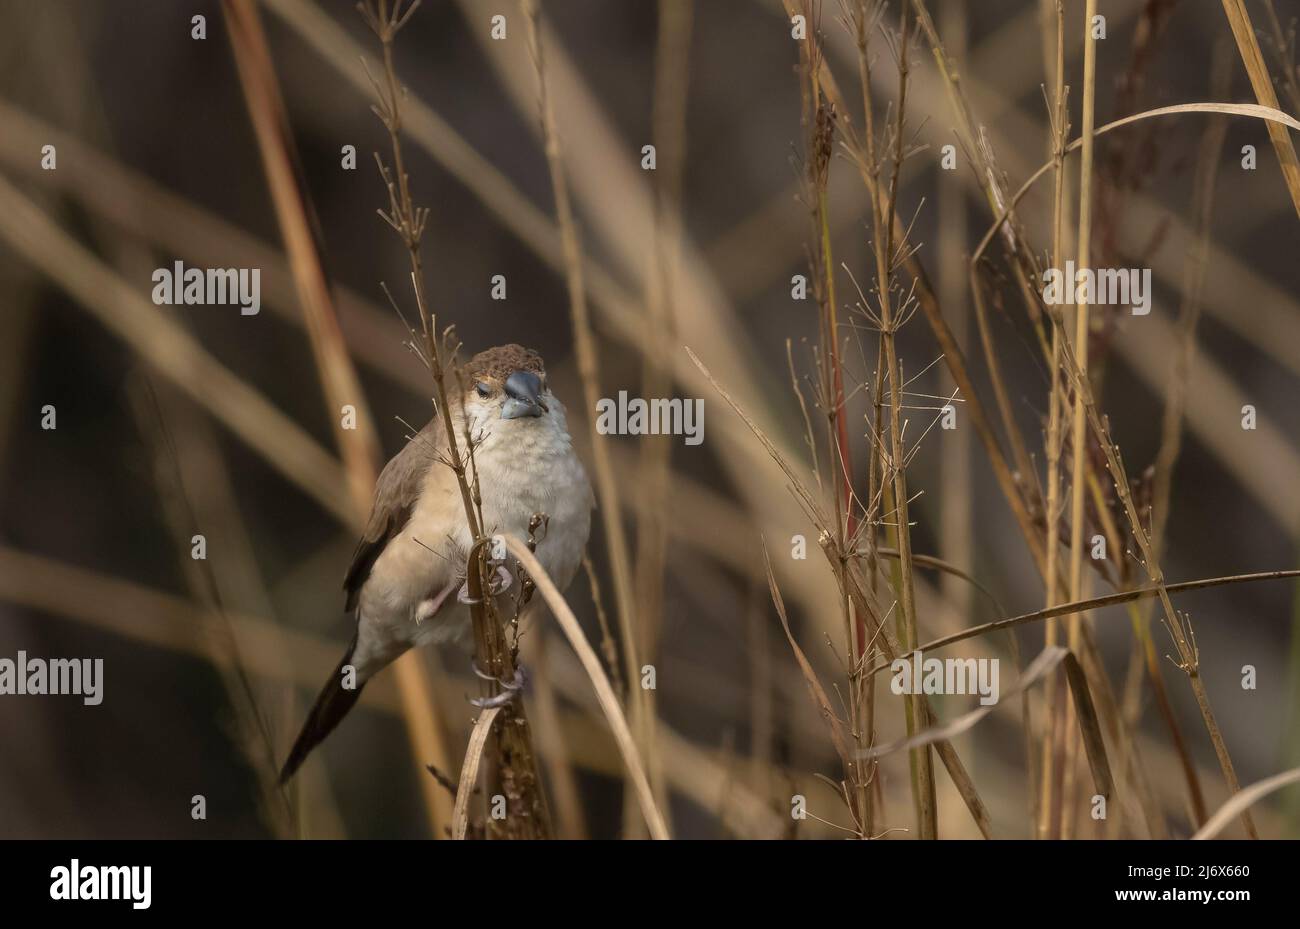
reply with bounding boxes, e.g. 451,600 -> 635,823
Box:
279,343 -> 593,784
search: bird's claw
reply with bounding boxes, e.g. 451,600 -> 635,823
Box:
469,689 -> 518,709
456,564 -> 513,604
468,662 -> 527,708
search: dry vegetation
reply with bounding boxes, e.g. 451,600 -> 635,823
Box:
1,0 -> 1299,840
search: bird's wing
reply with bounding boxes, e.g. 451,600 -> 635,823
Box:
343,417 -> 444,612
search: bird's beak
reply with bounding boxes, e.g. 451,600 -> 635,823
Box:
501,370 -> 548,419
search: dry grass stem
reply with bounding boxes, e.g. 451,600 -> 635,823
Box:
519,3 -> 652,829
503,538 -> 669,839
1220,0 -> 1300,219
361,0 -> 549,838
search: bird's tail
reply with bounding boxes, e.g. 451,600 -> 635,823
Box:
279,635 -> 366,785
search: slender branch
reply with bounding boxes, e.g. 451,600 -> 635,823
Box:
865,569 -> 1300,675
362,0 -> 549,838
520,0 -> 647,834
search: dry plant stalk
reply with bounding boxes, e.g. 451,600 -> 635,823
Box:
795,0 -> 873,837
933,0 -> 1300,837
838,0 -> 936,839
629,0 -> 693,834
1038,0 -> 1068,839
1262,0 -> 1300,114
973,104 -> 1300,264
687,342 -> 993,839
1053,326 -> 1260,839
864,645 -> 1112,811
797,0 -> 1051,598
903,31 -> 1174,839
1221,0 -> 1300,219
1049,0 -> 1099,841
360,0 -> 550,839
222,0 -> 382,514
934,0 -> 973,651
451,705 -> 502,839
505,537 -> 669,839
763,0 -> 1007,840
223,0 -> 457,836
869,570 -> 1300,673
1127,40 -> 1236,833
1193,767 -> 1300,840
869,2 -> 938,841
519,0 -> 657,835
865,0 -> 1299,840
526,634 -> 588,838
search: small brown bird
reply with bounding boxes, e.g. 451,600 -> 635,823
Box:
280,344 -> 593,783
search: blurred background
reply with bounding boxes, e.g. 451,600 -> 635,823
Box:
0,0 -> 1297,839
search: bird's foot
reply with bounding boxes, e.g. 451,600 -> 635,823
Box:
456,564 -> 513,605
468,660 -> 528,708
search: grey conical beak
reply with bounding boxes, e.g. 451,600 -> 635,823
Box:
501,370 -> 548,419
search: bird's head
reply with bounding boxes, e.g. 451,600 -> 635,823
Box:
459,344 -> 559,437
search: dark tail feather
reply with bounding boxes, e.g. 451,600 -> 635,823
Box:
279,636 -> 365,785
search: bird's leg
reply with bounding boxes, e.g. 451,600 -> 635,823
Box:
468,659 -> 528,708
414,580 -> 458,625
464,546 -> 524,705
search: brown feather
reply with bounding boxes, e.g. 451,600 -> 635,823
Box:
279,633 -> 363,785
465,343 -> 545,382
343,416 -> 445,611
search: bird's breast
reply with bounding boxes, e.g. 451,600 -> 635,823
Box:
355,416 -> 592,673
475,430 -> 593,591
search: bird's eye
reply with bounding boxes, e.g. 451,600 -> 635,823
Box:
475,382 -> 492,398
